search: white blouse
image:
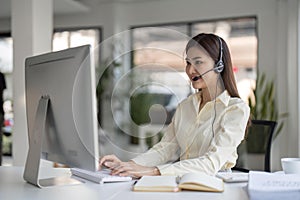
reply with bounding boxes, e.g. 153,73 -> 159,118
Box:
131,90 -> 250,177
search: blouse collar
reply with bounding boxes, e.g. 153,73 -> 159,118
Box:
195,89 -> 231,107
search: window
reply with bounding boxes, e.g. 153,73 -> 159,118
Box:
0,36 -> 13,74
53,28 -> 101,68
132,25 -> 190,108
131,25 -> 192,125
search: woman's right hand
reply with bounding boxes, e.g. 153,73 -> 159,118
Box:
99,154 -> 160,178
99,154 -> 122,170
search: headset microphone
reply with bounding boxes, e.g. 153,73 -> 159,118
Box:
192,68 -> 214,81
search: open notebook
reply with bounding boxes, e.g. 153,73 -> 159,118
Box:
133,172 -> 224,192
71,168 -> 132,184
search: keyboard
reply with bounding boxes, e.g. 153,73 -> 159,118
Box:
216,172 -> 249,183
70,168 -> 132,184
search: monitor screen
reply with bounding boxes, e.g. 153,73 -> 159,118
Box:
24,45 -> 99,187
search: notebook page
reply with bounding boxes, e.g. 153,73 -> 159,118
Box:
134,176 -> 178,188
179,172 -> 223,191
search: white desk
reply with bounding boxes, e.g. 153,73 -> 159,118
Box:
0,166 -> 249,200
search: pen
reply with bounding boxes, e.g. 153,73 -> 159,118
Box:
131,180 -> 138,191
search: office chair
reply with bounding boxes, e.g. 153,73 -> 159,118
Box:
233,119 -> 277,172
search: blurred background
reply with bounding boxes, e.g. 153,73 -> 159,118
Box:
0,0 -> 297,172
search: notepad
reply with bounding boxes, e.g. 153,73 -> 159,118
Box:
248,171 -> 300,200
133,172 -> 224,192
70,168 -> 132,184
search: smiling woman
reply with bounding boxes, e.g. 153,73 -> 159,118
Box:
99,33 -> 250,178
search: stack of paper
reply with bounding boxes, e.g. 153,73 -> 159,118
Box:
248,171 -> 300,200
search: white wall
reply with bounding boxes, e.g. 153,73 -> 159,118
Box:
0,18 -> 10,32
1,0 -> 298,170
283,0 -> 300,158
11,0 -> 53,166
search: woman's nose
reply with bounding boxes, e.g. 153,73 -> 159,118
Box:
189,64 -> 199,74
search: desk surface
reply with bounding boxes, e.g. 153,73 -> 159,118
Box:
0,166 -> 249,200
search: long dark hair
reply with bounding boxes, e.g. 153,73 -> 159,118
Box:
186,33 -> 251,138
185,33 -> 240,98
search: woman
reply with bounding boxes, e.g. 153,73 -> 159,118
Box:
99,33 -> 250,178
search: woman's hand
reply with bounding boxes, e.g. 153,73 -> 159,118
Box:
99,154 -> 122,170
99,154 -> 160,178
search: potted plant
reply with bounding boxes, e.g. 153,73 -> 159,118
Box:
246,73 -> 284,153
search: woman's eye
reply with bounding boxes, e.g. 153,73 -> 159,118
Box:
194,60 -> 202,65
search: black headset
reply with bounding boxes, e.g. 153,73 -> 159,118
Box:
214,36 -> 224,73
211,36 -> 224,138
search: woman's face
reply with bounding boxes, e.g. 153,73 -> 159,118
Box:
185,46 -> 217,90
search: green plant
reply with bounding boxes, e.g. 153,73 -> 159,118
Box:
246,73 -> 285,153
96,59 -> 121,125
130,93 -> 172,125
248,73 -> 283,138
129,93 -> 172,145
96,39 -> 123,126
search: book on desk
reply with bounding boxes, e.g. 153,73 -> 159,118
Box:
133,172 -> 224,192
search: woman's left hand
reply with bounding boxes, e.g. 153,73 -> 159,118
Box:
109,160 -> 161,178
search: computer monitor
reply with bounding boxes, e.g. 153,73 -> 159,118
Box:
23,45 -> 99,188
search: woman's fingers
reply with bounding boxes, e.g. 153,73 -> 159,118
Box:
99,154 -> 121,169
111,162 -> 131,175
99,154 -> 120,164
110,162 -> 144,178
103,161 -> 120,169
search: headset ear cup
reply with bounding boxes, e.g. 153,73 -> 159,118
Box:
214,61 -> 224,73
215,36 -> 224,73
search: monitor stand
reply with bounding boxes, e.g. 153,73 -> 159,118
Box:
23,95 -> 83,188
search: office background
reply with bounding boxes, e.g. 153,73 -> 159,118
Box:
0,0 -> 298,172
